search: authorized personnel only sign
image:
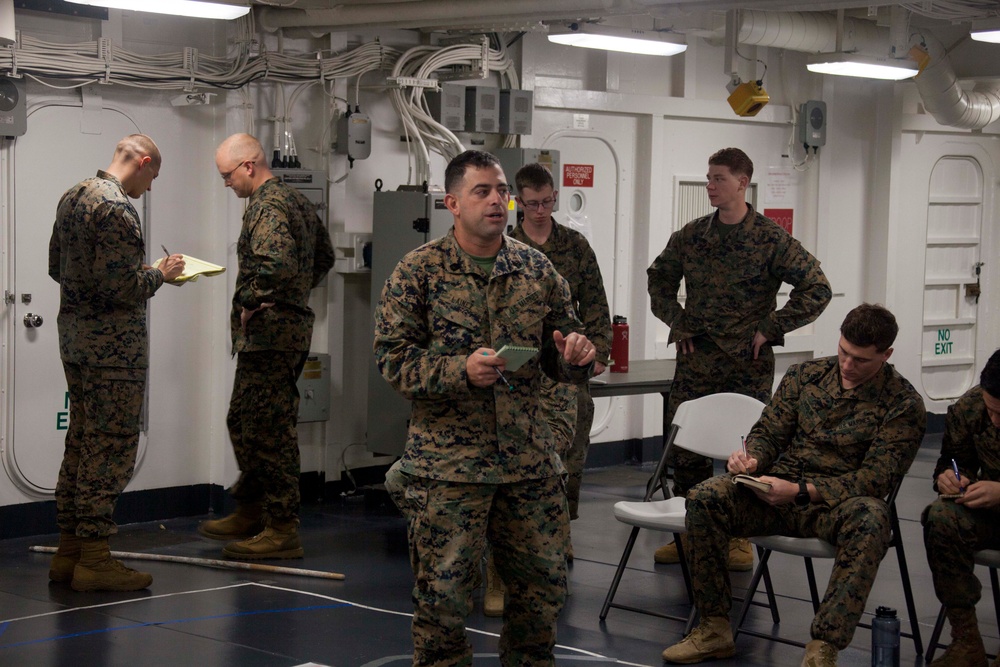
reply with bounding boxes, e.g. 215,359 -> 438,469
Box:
563,164 -> 594,187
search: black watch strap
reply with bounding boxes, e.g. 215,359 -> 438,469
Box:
795,481 -> 810,506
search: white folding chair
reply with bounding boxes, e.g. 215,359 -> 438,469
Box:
925,549 -> 1000,661
599,392 -> 767,629
733,477 -> 924,655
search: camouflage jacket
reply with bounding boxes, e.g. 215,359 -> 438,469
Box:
647,205 -> 831,359
47,170 -> 164,368
231,178 -> 335,353
747,356 -> 926,508
509,218 -> 612,365
933,386 -> 1000,489
373,229 -> 591,483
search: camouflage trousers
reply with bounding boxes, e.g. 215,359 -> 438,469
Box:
56,362 -> 145,538
538,378 -> 595,519
922,498 -> 1000,608
385,461 -> 569,667
686,475 -> 890,649
667,335 -> 774,496
226,350 -> 307,522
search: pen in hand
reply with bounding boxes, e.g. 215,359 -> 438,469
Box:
482,351 -> 512,390
951,458 -> 964,492
161,244 -> 170,257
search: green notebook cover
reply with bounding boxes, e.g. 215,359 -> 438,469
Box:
495,344 -> 538,372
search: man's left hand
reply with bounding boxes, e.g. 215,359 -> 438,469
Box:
241,303 -> 274,330
751,331 -> 769,360
955,480 -> 1000,509
750,476 -> 798,506
554,330 -> 596,367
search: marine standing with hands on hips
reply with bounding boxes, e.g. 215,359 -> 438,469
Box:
47,134 -> 185,592
376,150 -> 596,666
198,133 -> 334,560
646,147 -> 831,570
921,348 -> 1000,667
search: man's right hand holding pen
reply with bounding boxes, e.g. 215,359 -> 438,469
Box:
156,244 -> 186,282
937,458 -> 1000,509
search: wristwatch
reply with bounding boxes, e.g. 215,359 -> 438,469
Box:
795,481 -> 810,507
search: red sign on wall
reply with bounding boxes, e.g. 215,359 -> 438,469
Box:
763,208 -> 794,235
563,164 -> 594,187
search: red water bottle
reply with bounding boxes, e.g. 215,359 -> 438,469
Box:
611,315 -> 629,373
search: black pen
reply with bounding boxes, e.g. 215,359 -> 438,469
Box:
482,351 -> 513,390
161,244 -> 170,257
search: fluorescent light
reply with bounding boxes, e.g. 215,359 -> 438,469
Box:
64,0 -> 250,20
806,53 -> 918,81
548,24 -> 687,57
971,19 -> 1000,43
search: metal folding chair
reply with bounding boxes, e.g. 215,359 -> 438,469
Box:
925,548 -> 1000,661
599,392 -> 767,630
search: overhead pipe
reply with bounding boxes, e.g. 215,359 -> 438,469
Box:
735,9 -> 1000,130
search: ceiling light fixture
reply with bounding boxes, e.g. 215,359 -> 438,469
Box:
64,0 -> 250,20
806,53 -> 918,81
970,19 -> 1000,43
548,23 -> 687,57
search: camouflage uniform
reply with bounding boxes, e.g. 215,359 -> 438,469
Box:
226,177 -> 334,522
374,229 -> 591,667
685,357 -> 925,650
647,205 -> 831,494
922,386 -> 1000,609
509,219 -> 612,518
48,170 -> 165,538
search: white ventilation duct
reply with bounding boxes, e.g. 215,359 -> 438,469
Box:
735,9 -> 1000,130
911,33 -> 1000,130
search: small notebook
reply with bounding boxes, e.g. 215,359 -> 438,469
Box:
495,344 -> 538,372
732,474 -> 772,493
153,254 -> 226,284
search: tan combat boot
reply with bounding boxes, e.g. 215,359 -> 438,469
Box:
929,607 -> 988,667
728,538 -> 754,572
197,502 -> 265,541
49,532 -> 83,583
801,639 -> 837,667
71,538 -> 152,592
483,553 -> 505,617
222,518 -> 303,560
661,616 -> 735,663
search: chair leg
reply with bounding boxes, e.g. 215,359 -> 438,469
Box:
991,567 -> 1000,629
734,547 -> 773,641
925,604 -> 947,663
759,552 -> 780,624
894,538 -> 924,655
600,526 -> 640,620
675,532 -> 694,604
804,557 -> 821,615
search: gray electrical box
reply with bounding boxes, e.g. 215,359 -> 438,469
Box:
465,86 -> 500,133
297,353 -> 331,422
367,187 -> 455,456
271,169 -> 328,226
426,83 -> 466,132
493,147 -> 561,214
0,76 -> 25,137
798,100 -> 827,148
335,112 -> 372,160
499,89 -> 533,135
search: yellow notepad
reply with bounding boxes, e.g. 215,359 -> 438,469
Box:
495,344 -> 538,372
153,254 -> 226,284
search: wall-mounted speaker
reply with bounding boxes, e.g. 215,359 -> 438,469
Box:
798,100 -> 826,148
0,76 -> 26,137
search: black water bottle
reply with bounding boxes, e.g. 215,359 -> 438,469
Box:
871,606 -> 900,667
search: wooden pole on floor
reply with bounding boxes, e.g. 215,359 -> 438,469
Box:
29,546 -> 346,580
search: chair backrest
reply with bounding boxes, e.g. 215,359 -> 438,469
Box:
671,392 -> 767,460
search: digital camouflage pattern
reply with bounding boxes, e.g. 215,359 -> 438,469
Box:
647,205 -> 831,356
48,170 -> 164,537
227,177 -> 333,521
685,356 -> 925,649
510,219 -> 611,517
374,229 -> 591,484
227,350 -> 308,521
922,386 -> 1000,609
647,205 -> 831,493
385,463 -> 568,667
230,177 -> 335,352
375,229 -> 590,666
48,170 -> 164,368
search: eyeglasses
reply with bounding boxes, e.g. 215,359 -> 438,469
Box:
519,197 -> 557,210
221,160 -> 254,182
